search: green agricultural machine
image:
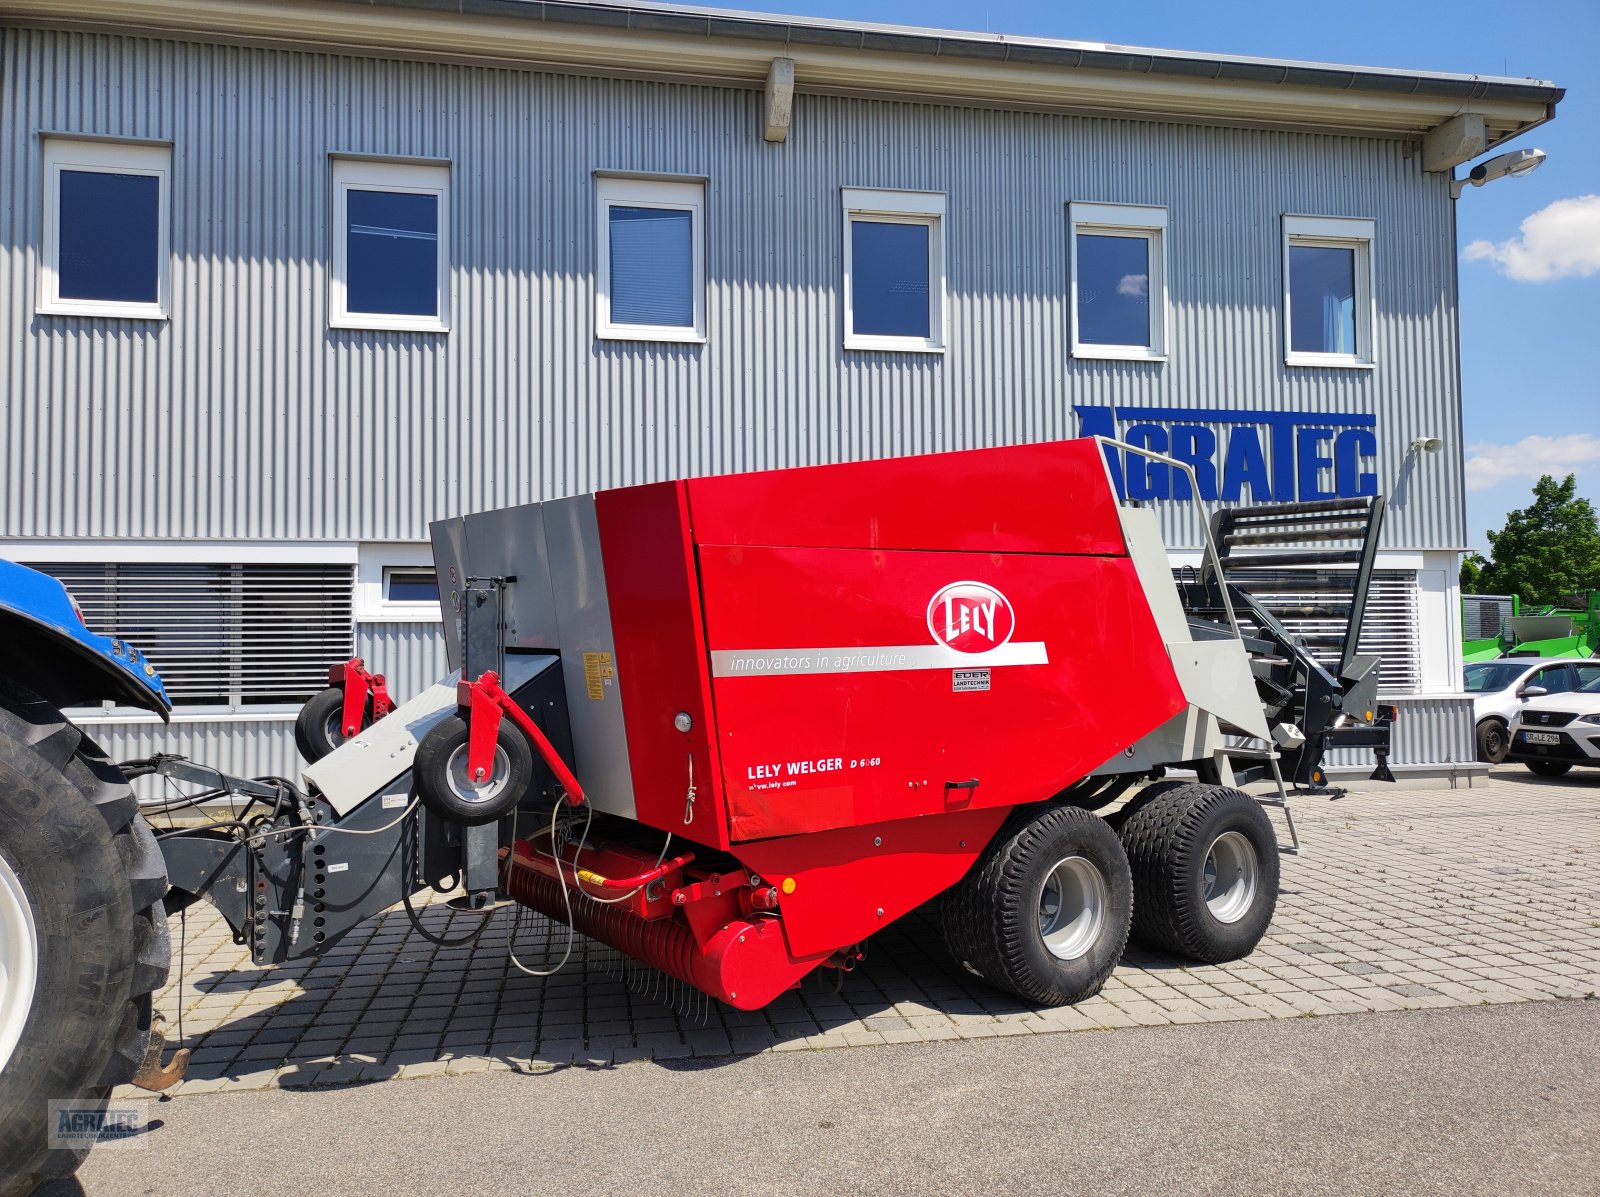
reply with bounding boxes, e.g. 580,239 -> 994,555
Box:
1462,591 -> 1599,661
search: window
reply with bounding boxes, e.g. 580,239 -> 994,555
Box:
1283,215 -> 1375,367
842,188 -> 946,353
384,567 -> 439,605
1530,665 -> 1575,695
595,176 -> 705,343
331,158 -> 450,331
39,138 -> 170,319
1069,202 -> 1167,361
32,562 -> 355,708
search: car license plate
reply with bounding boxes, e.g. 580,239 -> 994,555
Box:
1522,731 -> 1561,745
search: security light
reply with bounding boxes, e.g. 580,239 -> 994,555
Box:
1452,148 -> 1546,198
1410,436 -> 1444,454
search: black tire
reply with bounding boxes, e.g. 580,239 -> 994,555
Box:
0,682 -> 169,1197
294,686 -> 367,764
1525,760 -> 1573,778
939,804 -> 1132,1006
1476,719 -> 1510,764
414,713 -> 533,826
1119,782 -> 1280,964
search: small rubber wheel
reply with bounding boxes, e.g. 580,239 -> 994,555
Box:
939,804 -> 1132,1006
1525,760 -> 1573,778
1476,719 -> 1509,764
294,686 -> 369,764
414,714 -> 533,825
1118,782 -> 1280,964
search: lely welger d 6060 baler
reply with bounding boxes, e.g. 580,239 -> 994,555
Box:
0,437 -> 1394,1192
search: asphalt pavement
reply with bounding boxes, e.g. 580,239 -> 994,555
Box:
60,998 -> 1600,1197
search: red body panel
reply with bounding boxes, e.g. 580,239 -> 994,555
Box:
594,480 -> 732,850
698,545 -> 1183,840
684,439 -> 1127,555
518,438 -> 1192,1006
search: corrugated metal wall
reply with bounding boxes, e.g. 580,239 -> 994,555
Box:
1,26 -> 1464,551
1,25 -> 1472,775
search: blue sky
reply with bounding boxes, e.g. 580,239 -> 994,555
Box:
713,0 -> 1599,551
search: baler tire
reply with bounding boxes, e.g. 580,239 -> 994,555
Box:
294,686 -> 365,764
0,683 -> 170,1197
1118,782 -> 1279,964
414,714 -> 533,826
939,804 -> 1132,1007
1475,719 -> 1509,765
1524,760 -> 1572,778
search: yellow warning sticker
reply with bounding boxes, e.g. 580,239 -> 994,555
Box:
583,651 -> 614,700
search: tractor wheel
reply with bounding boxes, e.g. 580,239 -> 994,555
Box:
414,714 -> 533,826
294,686 -> 367,764
0,683 -> 170,1197
1525,760 -> 1572,778
939,804 -> 1132,1006
1476,719 -> 1510,764
1118,782 -> 1279,964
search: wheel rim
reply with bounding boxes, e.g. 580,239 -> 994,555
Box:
1037,856 -> 1108,961
443,742 -> 513,805
1202,830 -> 1259,924
1487,726 -> 1505,759
324,709 -> 345,747
0,851 -> 40,1073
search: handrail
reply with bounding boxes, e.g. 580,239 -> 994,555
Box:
1093,436 -> 1242,640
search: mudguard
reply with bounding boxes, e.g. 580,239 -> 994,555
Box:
0,559 -> 171,717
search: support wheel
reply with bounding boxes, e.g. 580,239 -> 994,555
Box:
1524,760 -> 1572,778
1476,719 -> 1509,764
939,804 -> 1132,1006
294,686 -> 369,764
414,714 -> 533,826
1118,782 -> 1280,964
0,683 -> 170,1197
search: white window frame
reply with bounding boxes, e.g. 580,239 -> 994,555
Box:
1068,202 -> 1168,363
330,157 -> 451,333
38,138 -> 171,320
1283,215 -> 1376,369
356,542 -> 443,624
841,187 -> 947,354
595,175 -> 706,344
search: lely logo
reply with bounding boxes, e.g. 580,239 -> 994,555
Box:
928,582 -> 1015,654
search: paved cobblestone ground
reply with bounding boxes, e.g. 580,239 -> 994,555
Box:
128,769 -> 1600,1097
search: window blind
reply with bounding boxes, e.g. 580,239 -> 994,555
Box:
33,562 -> 356,707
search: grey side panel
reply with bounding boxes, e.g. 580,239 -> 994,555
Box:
541,495 -> 636,819
429,517 -> 469,673
459,503 -> 559,652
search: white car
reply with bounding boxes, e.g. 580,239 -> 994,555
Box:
1507,665 -> 1600,777
1464,658 -> 1600,763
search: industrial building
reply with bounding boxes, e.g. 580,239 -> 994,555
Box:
0,0 -> 1562,782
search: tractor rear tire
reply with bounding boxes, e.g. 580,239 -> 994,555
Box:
0,683 -> 169,1197
939,804 -> 1132,1006
414,714 -> 533,826
294,686 -> 366,764
1118,782 -> 1279,964
1525,760 -> 1572,778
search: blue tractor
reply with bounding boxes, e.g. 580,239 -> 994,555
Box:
0,561 -> 178,1194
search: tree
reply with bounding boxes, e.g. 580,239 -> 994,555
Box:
1459,552 -> 1487,593
1476,474 -> 1600,606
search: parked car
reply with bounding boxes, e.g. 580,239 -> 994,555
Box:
1464,658 -> 1600,763
1507,665 -> 1600,776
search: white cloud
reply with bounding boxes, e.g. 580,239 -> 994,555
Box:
1464,433 -> 1600,491
1463,194 -> 1600,282
1116,272 -> 1148,298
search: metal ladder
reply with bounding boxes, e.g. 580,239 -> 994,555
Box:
1220,743 -> 1301,856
